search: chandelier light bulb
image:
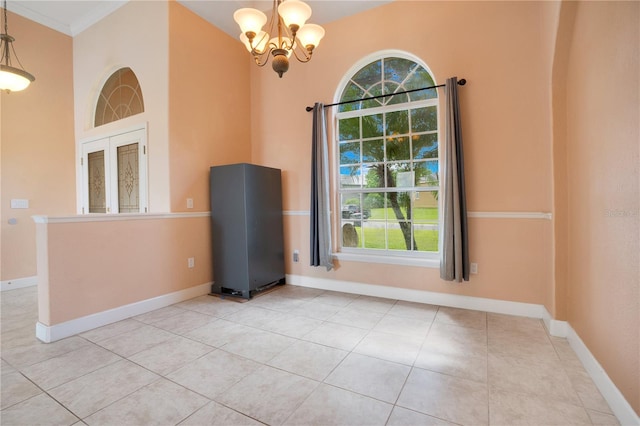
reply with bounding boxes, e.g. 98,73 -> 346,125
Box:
296,23 -> 325,50
277,0 -> 312,33
233,8 -> 267,38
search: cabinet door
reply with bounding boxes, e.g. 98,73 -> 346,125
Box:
81,128 -> 147,214
245,166 -> 284,285
82,138 -> 110,213
110,129 -> 147,213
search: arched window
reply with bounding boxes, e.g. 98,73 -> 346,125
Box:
94,67 -> 144,127
336,53 -> 439,256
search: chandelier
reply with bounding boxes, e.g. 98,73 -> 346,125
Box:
234,0 -> 325,78
0,0 -> 35,92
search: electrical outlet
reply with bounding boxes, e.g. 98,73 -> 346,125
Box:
187,198 -> 194,209
293,250 -> 299,263
188,257 -> 195,268
11,199 -> 29,209
470,263 -> 478,274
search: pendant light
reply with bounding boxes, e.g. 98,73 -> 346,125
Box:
0,0 -> 35,93
234,0 -> 324,78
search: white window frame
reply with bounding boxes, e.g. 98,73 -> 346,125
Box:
79,125 -> 148,214
331,51 -> 441,267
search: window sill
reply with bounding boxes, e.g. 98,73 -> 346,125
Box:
333,251 -> 439,268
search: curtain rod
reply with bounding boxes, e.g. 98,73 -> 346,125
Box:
305,78 -> 466,112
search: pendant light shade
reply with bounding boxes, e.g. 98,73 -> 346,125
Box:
0,61 -> 33,91
1,1 -> 35,93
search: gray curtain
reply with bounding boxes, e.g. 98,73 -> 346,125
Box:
310,103 -> 334,270
440,77 -> 469,282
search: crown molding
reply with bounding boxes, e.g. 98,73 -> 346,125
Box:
7,1 -> 128,36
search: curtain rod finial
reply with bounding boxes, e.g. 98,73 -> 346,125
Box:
458,78 -> 466,85
306,106 -> 314,112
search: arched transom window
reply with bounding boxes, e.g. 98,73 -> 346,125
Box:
94,67 -> 144,127
336,54 -> 439,256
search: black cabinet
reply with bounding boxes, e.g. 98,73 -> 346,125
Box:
209,163 -> 285,299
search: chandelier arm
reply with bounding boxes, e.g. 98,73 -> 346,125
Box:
288,33 -> 297,50
1,36 -> 8,67
8,37 -> 26,69
248,36 -> 276,65
249,39 -> 275,57
290,45 -> 312,63
252,46 -> 274,66
253,56 -> 270,67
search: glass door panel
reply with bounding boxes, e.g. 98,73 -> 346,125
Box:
117,143 -> 139,213
88,150 -> 107,213
82,137 -> 110,214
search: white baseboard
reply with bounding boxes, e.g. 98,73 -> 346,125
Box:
542,309 -> 638,424
288,274 -> 638,425
286,274 -> 546,319
1,276 -> 38,292
565,325 -> 640,426
541,308 -> 570,338
36,282 -> 211,343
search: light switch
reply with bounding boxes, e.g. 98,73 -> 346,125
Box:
11,199 -> 29,209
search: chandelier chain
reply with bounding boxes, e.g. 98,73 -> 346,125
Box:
2,0 -> 11,69
3,0 -> 7,36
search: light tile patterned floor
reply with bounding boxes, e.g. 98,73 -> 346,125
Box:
0,285 -> 619,426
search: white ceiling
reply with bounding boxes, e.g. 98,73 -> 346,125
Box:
7,0 -> 393,37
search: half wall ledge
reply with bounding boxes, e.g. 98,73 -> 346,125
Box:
32,213 -> 213,334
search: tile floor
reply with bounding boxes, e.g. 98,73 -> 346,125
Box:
0,285 -> 619,425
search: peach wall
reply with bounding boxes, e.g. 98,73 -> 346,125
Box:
563,1 -> 639,414
251,1 -> 556,305
550,1 -> 577,321
72,1 -> 170,212
285,215 -> 551,304
168,2 -> 251,212
0,11 -> 75,281
36,215 -> 212,325
253,1 -> 556,212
